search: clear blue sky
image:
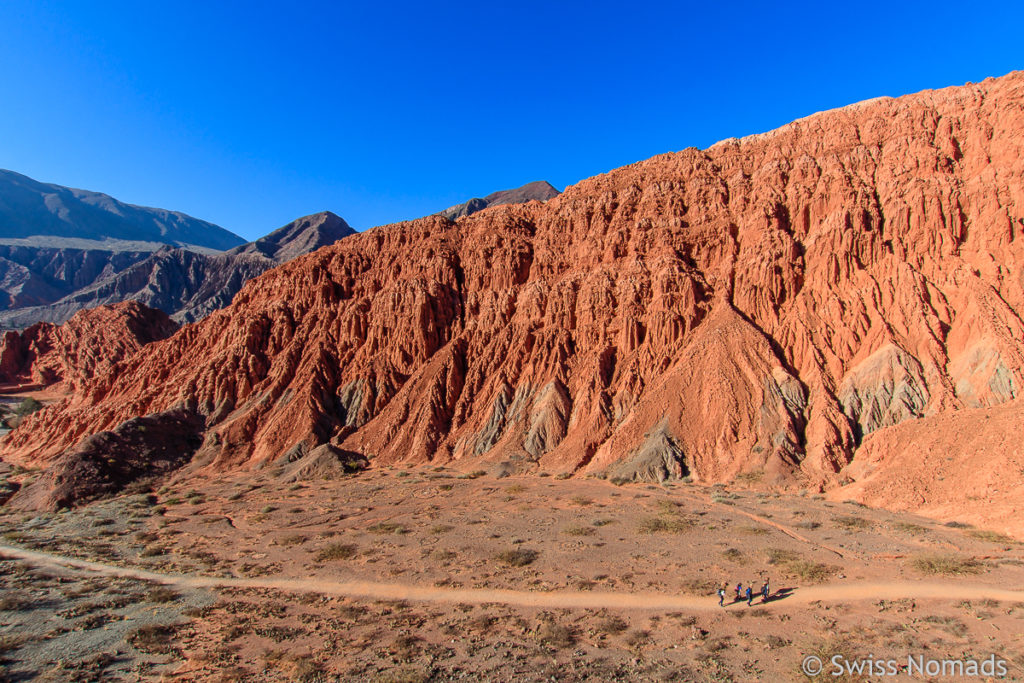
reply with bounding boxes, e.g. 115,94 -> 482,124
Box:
1,1 -> 1020,241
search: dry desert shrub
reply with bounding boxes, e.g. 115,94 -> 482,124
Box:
145,586 -> 179,603
638,515 -> 692,533
652,499 -> 681,514
278,534 -> 308,547
832,515 -> 872,531
764,548 -> 836,582
129,624 -> 180,655
367,522 -> 408,535
537,621 -> 576,649
794,520 -> 821,530
721,548 -> 745,564
0,592 -> 32,611
765,547 -> 799,565
894,522 -> 929,536
910,554 -> 984,576
594,614 -> 629,635
787,559 -> 837,583
316,543 -> 359,561
624,629 -> 651,649
0,634 -> 27,654
967,529 -> 1016,544
496,548 -> 538,567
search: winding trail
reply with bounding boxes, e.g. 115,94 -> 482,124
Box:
3,544 -> 1024,612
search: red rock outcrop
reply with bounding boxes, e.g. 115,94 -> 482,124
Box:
829,399 -> 1024,537
0,300 -> 177,395
5,74 -> 1024,521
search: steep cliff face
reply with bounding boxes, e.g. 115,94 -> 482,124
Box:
0,301 -> 177,394
5,75 -> 1024,509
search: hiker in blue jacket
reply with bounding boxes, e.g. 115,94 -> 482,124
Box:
745,584 -> 754,606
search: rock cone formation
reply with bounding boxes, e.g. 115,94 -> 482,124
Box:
5,73 -> 1024,532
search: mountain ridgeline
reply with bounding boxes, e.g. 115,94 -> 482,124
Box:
5,74 -> 1024,536
0,169 -> 244,250
0,211 -> 355,327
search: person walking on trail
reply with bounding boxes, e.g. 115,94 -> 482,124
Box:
717,585 -> 726,607
761,578 -> 770,604
734,583 -> 743,603
745,584 -> 754,606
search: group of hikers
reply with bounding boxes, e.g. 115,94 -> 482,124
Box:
717,577 -> 770,607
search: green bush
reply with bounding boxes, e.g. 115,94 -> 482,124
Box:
15,397 -> 43,416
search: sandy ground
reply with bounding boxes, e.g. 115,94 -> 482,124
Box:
1,468 -> 1024,681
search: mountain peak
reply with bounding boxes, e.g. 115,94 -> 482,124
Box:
229,211 -> 356,262
440,180 -> 561,220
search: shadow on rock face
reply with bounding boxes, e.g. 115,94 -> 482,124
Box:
7,408 -> 205,511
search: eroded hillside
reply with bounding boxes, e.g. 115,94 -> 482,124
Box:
4,74 -> 1024,530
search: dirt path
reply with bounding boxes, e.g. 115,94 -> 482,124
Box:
4,544 -> 1024,612
670,485 -> 850,559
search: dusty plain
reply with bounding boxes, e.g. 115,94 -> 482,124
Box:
1,467 -> 1022,681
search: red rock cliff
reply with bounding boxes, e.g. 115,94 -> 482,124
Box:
0,301 -> 177,395
5,74 -> 1024,497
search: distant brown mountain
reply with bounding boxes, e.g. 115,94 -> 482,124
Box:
0,181 -> 563,330
0,169 -> 244,249
0,211 -> 355,326
439,181 -> 560,220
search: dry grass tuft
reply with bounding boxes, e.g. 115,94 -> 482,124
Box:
496,548 -> 539,567
910,554 -> 984,576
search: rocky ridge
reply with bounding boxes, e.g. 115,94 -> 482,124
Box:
0,301 -> 178,395
0,169 -> 244,249
0,212 -> 356,326
439,181 -> 560,220
5,74 -> 1024,531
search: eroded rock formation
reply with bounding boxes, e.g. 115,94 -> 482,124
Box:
5,74 -> 1024,522
0,301 -> 177,394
